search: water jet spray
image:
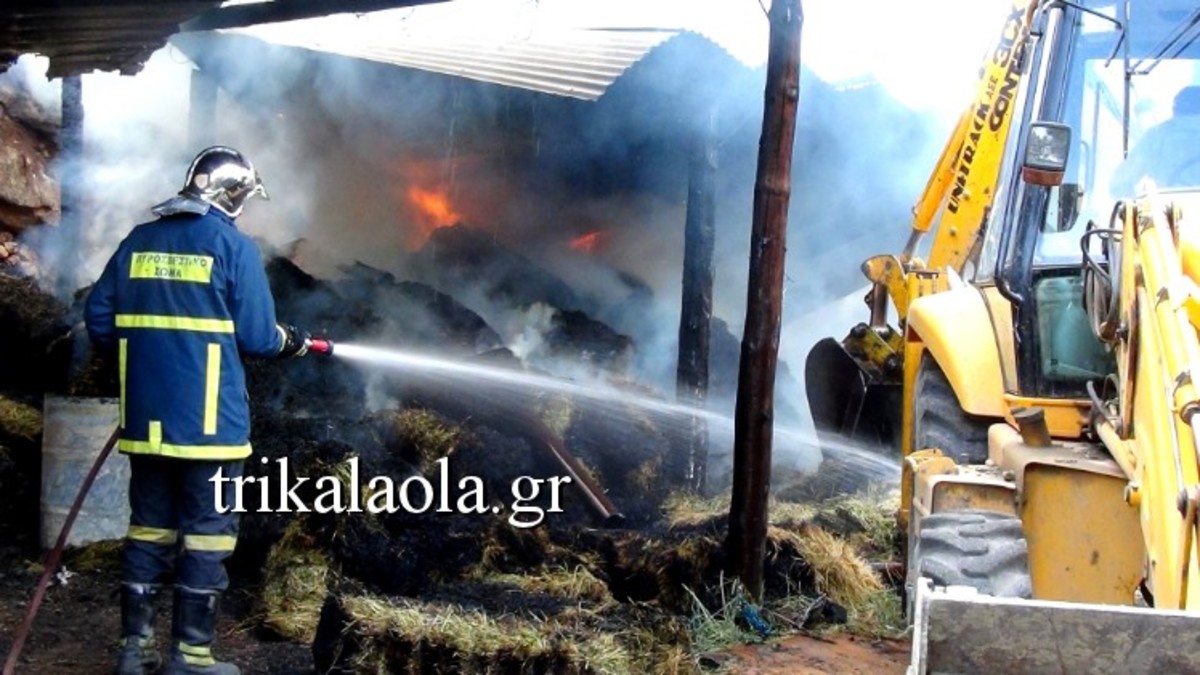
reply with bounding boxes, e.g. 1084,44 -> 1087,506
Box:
326,342 -> 898,487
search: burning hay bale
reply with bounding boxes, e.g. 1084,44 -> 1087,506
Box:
0,394 -> 42,542
810,486 -> 904,561
0,394 -> 42,441
227,425 -> 377,581
564,399 -> 679,523
473,517 -> 581,574
418,224 -> 582,313
64,350 -> 119,398
259,519 -> 334,642
312,532 -> 696,674
369,407 -> 467,474
531,308 -> 635,377
663,492 -> 817,530
769,524 -> 882,611
467,565 -> 613,606
0,274 -> 72,393
307,494 -> 897,674
536,393 -> 575,438
315,593 -> 641,675
334,262 -> 506,355
241,376 -> 901,671
657,490 -> 901,635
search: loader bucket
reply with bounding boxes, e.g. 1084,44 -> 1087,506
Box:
908,578 -> 1200,674
804,336 -> 903,457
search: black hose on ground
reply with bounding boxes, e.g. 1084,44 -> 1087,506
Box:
2,426 -> 120,675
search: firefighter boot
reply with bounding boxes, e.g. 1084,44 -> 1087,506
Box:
115,582 -> 160,675
165,586 -> 240,675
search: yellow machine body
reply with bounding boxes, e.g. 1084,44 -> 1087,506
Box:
803,1 -> 1200,668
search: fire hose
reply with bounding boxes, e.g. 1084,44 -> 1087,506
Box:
2,427 -> 120,675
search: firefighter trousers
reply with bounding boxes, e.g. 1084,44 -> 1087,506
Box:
122,455 -> 244,591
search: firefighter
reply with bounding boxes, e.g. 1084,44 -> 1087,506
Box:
84,146 -> 313,675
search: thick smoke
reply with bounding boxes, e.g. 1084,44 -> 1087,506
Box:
3,0 -> 1010,476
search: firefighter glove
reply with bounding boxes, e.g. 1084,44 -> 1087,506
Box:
277,323 -> 311,358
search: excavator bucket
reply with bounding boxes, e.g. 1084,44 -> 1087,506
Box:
908,578 -> 1200,674
804,335 -> 903,457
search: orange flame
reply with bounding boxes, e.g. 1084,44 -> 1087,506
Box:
406,185 -> 461,250
570,230 -> 606,254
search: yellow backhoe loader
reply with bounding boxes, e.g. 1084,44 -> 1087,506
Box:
804,1 -> 1200,671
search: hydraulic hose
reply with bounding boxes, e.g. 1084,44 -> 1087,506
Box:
2,426 -> 120,675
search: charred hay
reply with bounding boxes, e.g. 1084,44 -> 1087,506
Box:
238,371 -> 893,672
334,261 -> 505,355
0,274 -> 72,394
301,502 -> 895,673
419,225 -> 582,313
313,591 -> 651,675
531,308 -> 635,377
0,274 -> 70,546
259,518 -> 334,643
234,253 -> 904,672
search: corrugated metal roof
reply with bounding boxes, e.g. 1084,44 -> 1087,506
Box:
227,23 -> 681,101
0,0 -> 448,78
0,1 -> 222,77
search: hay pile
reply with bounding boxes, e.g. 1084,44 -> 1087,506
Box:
0,395 -> 42,440
0,393 -> 44,543
0,275 -> 73,394
260,519 -> 334,642
228,349 -> 904,673
0,273 -> 72,545
246,451 -> 902,673
316,593 -> 652,675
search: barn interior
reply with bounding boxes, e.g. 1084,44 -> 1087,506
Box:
0,1 -> 971,672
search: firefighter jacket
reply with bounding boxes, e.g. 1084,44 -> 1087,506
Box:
84,208 -> 283,461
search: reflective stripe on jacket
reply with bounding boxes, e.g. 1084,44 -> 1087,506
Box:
84,208 -> 283,460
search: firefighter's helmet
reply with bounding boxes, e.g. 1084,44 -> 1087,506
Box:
177,146 -> 268,218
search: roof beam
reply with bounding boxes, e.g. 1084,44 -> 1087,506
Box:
180,0 -> 448,32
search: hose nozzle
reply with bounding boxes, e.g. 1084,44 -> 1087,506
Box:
307,337 -> 334,356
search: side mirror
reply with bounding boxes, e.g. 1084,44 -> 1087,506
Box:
1023,122 -> 1072,186
1057,183 -> 1083,231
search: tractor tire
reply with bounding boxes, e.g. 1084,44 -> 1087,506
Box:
912,354 -> 997,464
911,509 -> 1032,603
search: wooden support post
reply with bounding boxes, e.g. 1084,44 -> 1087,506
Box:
676,105 -> 718,493
189,68 -> 218,150
726,0 -> 803,601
